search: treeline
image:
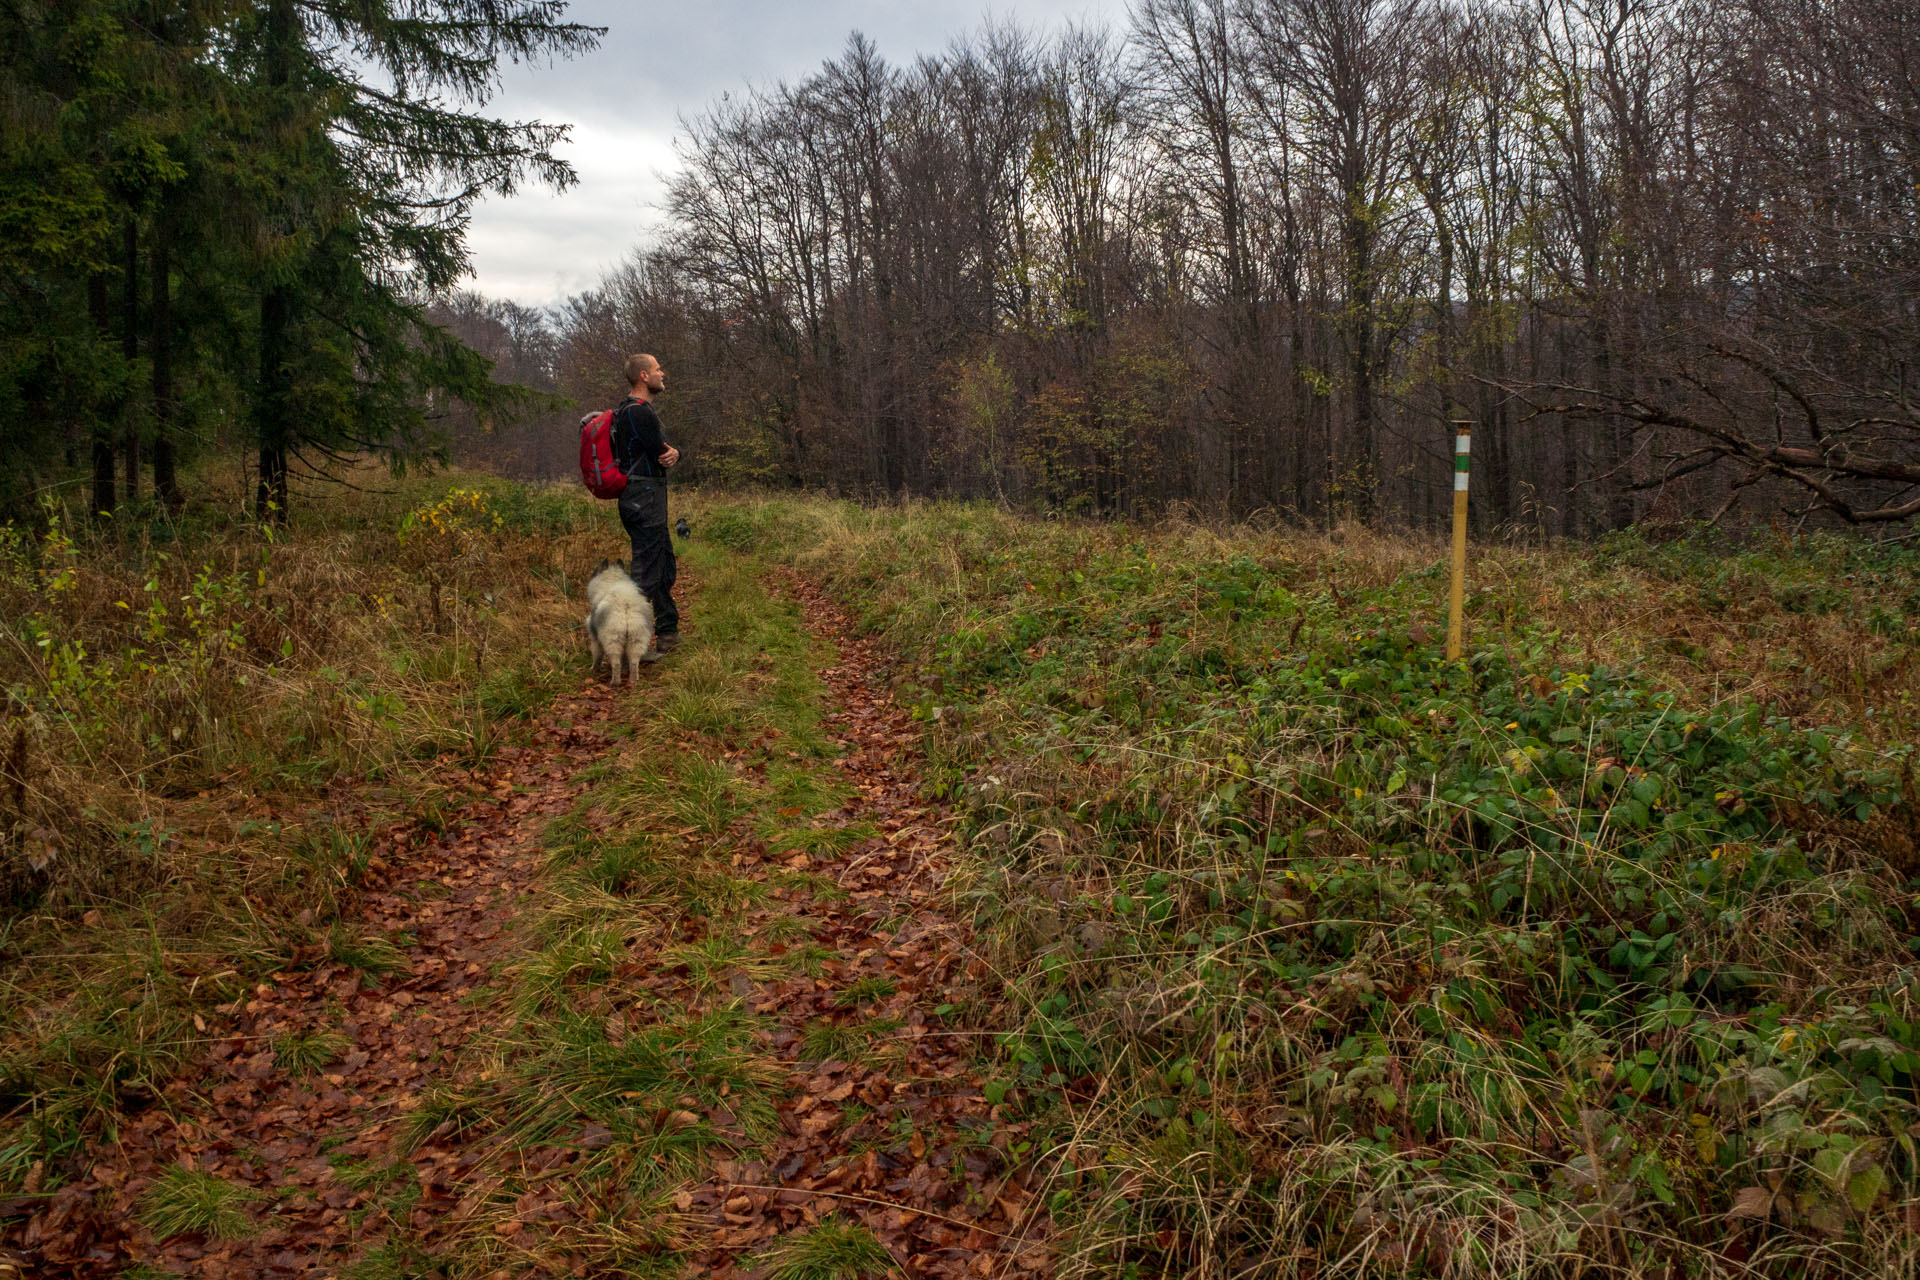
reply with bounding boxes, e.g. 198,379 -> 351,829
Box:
12,2 -> 1916,536
526,0 -> 1919,533
0,1 -> 595,520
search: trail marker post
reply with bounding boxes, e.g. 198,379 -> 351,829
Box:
1448,418 -> 1471,661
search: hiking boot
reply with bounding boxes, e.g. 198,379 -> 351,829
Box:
656,633 -> 681,653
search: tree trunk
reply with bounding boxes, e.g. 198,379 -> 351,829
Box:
256,287 -> 293,521
1486,328 -> 1513,529
255,0 -> 297,523
1345,206 -> 1378,523
152,213 -> 180,511
87,274 -> 115,518
1432,207 -> 1455,533
1559,315 -> 1581,539
122,218 -> 140,505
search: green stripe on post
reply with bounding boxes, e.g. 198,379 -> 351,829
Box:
1449,419 -> 1472,660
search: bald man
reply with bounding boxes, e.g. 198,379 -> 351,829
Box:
609,353 -> 682,651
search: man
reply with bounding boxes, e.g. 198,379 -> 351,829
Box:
610,353 -> 682,652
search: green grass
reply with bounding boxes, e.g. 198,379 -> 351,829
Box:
799,1016 -> 904,1066
748,1216 -> 899,1280
657,935 -> 791,995
324,926 -> 408,978
282,824 -> 374,920
399,1083 -> 492,1154
759,914 -> 819,944
769,868 -> 849,903
834,975 -> 898,1009
512,921 -> 626,1012
137,1165 -> 262,1240
675,868 -> 772,916
714,494 -> 1920,1278
673,757 -> 747,835
71,485 -> 1920,1275
786,941 -> 838,977
577,835 -> 665,895
0,470 -> 598,1189
358,534 -> 857,1274
761,820 -> 878,856
0,931 -> 204,1184
495,1003 -> 784,1149
798,1021 -> 875,1064
272,1027 -> 351,1073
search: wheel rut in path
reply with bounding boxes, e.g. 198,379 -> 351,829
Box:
7,565 -> 1057,1278
673,574 -> 1054,1278
8,697 -> 622,1277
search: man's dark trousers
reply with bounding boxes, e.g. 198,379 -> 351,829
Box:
618,475 -> 678,637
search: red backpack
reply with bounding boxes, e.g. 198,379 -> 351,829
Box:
578,409 -> 627,499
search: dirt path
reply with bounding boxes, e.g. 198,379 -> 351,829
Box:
14,691 -> 618,1277
8,566 -> 1051,1278
673,575 -> 1051,1278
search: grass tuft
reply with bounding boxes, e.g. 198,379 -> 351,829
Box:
748,1216 -> 899,1280
137,1165 -> 262,1240
271,1027 -> 351,1073
324,926 -> 408,977
833,975 -> 898,1008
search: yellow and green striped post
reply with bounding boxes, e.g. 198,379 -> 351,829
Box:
1447,418 -> 1471,660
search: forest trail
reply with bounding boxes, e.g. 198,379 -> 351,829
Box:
14,695 -> 618,1276
673,575 -> 1051,1278
9,565 -> 1052,1279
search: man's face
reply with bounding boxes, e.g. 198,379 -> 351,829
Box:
643,359 -> 667,394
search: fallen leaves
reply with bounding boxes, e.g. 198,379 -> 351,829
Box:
4,689 -> 620,1278
663,575 -> 1052,1277
8,568 -> 1054,1279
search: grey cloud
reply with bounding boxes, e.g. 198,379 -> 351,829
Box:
464,0 -> 1130,306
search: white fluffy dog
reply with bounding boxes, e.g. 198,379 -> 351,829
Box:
585,559 -> 658,684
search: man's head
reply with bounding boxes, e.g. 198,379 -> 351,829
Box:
623,353 -> 666,397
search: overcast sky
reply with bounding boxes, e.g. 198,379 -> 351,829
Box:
463,1 -> 1133,309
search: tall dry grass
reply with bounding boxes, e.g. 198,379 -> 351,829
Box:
0,466 -> 632,1184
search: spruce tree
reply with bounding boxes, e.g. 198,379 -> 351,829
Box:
237,0 -> 599,517
0,1 -> 188,515
3,2 -> 594,520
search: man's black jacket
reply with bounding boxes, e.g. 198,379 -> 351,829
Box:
610,397 -> 669,479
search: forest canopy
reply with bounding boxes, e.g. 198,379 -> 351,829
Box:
0,0 -> 597,518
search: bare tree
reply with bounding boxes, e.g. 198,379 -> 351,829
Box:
492,7 -> 1919,533
1241,0 -> 1431,521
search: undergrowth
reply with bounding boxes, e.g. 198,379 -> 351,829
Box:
0,467 -> 601,1194
715,495 -> 1920,1278
10,472 -> 1918,1276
